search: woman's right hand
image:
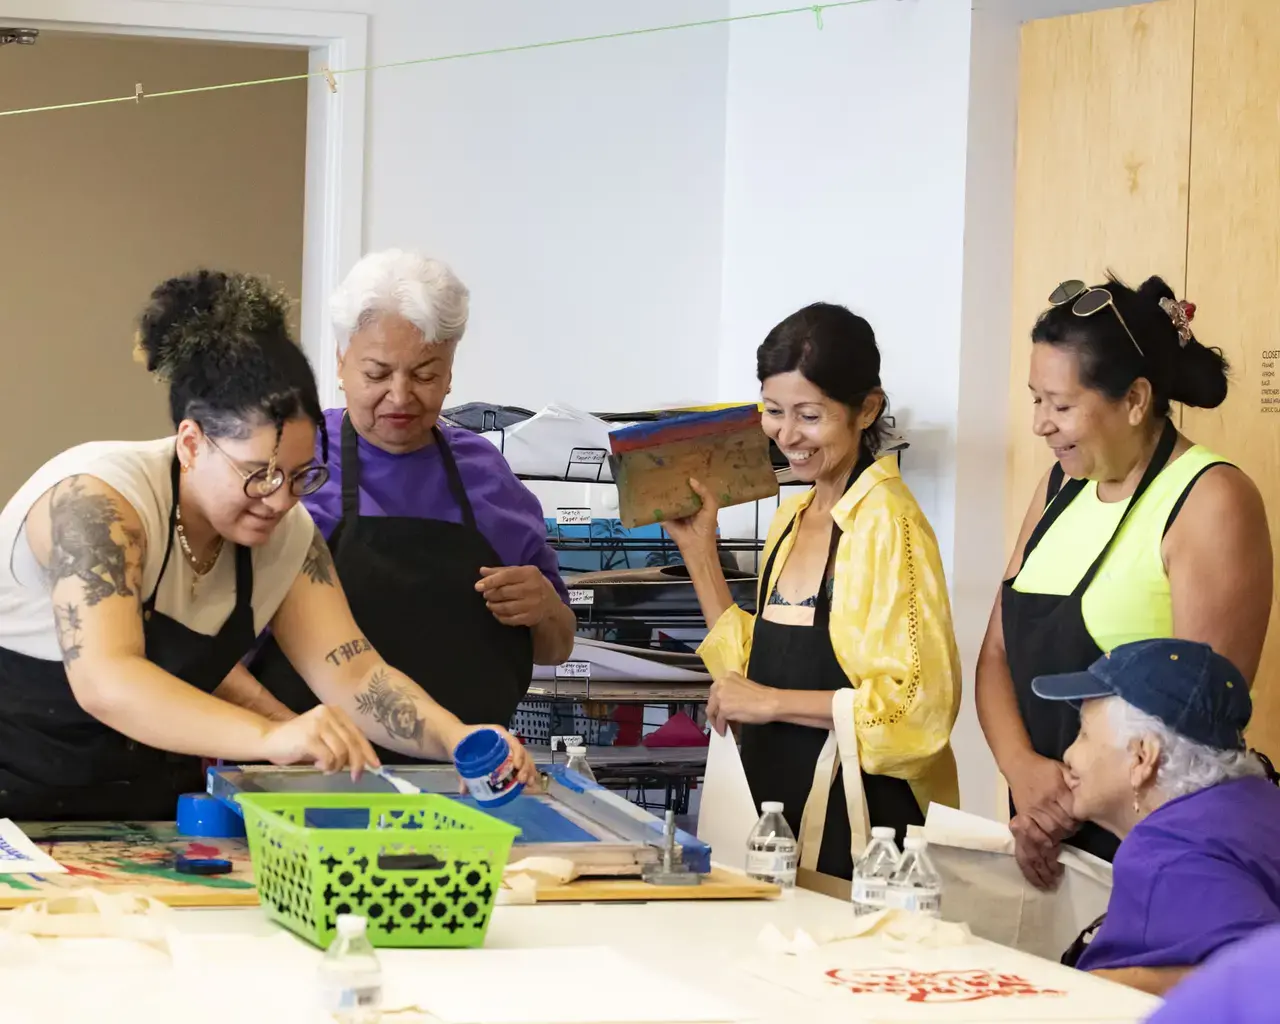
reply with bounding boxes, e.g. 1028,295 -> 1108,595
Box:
662,478 -> 721,555
261,705 -> 380,779
1007,751 -> 1078,890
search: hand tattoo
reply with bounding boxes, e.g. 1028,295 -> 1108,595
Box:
53,602 -> 84,664
354,667 -> 425,744
46,477 -> 140,605
302,524 -> 336,586
325,636 -> 372,666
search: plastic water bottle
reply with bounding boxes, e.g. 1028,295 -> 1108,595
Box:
885,836 -> 942,917
318,914 -> 382,1023
564,745 -> 597,783
852,826 -> 901,916
745,801 -> 797,890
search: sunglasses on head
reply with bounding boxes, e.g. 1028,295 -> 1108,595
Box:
1047,280 -> 1145,358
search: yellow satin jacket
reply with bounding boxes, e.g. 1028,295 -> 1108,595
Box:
697,455 -> 962,814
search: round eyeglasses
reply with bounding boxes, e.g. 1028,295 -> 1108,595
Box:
204,435 -> 330,499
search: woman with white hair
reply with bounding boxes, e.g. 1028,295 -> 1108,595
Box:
250,250 -> 575,755
1033,638 -> 1280,996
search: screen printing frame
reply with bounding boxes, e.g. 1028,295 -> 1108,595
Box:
207,763 -> 712,876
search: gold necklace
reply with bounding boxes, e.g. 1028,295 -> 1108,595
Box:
174,503 -> 224,598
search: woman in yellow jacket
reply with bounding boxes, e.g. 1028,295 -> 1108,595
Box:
667,303 -> 961,880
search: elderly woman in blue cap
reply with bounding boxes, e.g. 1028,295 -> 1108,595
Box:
1032,638 -> 1280,997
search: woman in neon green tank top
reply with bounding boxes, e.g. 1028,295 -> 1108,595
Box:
976,273 -> 1273,887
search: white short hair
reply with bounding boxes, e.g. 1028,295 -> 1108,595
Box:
1107,697 -> 1265,801
330,249 -> 469,352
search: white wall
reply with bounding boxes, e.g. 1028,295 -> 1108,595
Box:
358,0 -> 730,413
717,0 -> 989,805
72,0 -> 731,413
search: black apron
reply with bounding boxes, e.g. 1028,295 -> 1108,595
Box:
251,417 -> 534,763
0,455 -> 256,821
1001,418 -> 1178,860
739,455 -> 923,881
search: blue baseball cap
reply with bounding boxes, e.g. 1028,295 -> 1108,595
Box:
1031,638 -> 1252,751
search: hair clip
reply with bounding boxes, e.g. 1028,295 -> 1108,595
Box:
1159,297 -> 1196,346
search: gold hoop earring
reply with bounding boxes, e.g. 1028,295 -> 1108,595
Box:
1132,788 -> 1142,816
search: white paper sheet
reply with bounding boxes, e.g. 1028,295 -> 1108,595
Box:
923,803 -> 1015,854
379,945 -> 742,1023
697,728 -> 759,872
0,820 -> 66,874
739,934 -> 1160,1022
531,638 -> 712,683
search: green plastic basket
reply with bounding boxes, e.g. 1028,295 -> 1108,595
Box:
237,792 -> 520,949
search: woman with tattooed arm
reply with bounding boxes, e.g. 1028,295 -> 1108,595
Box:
0,270 -> 534,821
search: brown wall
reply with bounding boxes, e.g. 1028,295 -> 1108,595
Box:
0,32 -> 307,501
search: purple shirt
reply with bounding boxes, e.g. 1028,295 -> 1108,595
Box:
305,408 -> 568,602
1077,776 -> 1280,972
1146,924 -> 1280,1023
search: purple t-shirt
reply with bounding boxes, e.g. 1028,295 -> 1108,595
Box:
1077,776 -> 1280,972
1146,924 -> 1280,1023
304,409 -> 568,602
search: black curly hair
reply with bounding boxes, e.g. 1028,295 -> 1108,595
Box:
1031,272 -> 1229,417
756,302 -> 889,457
134,269 -> 328,461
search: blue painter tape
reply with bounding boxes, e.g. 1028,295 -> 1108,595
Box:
545,763 -> 607,794
608,405 -> 758,444
453,794 -> 597,844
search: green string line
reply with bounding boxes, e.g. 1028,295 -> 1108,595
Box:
0,0 -> 874,120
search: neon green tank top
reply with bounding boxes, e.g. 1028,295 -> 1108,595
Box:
1012,446 -> 1227,653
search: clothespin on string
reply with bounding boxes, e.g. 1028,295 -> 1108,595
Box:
134,82 -> 144,103
321,65 -> 338,94
812,5 -> 825,29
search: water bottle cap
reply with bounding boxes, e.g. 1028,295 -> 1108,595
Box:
871,827 -> 896,840
761,801 -> 784,814
566,745 -> 586,755
336,914 -> 367,937
903,836 -> 927,850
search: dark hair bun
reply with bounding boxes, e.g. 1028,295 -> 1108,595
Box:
136,269 -> 292,381
1134,275 -> 1229,410
756,302 -> 889,456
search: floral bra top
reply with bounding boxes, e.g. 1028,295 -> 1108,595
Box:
767,576 -> 836,608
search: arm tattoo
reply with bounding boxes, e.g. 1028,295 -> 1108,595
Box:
325,636 -> 372,666
46,477 -> 140,605
302,524 -> 336,586
354,667 -> 425,744
53,602 -> 84,664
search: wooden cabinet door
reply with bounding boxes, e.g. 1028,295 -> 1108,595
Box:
1182,0 -> 1280,757
1006,0 -> 1195,553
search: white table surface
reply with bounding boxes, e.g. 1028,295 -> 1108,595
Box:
0,888 -> 1161,1024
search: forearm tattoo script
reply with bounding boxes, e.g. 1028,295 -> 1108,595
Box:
325,636 -> 372,666
354,667 -> 426,745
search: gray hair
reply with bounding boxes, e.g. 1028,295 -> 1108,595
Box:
330,249 -> 469,353
1107,697 -> 1265,801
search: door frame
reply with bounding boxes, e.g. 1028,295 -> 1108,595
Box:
0,0 -> 368,407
